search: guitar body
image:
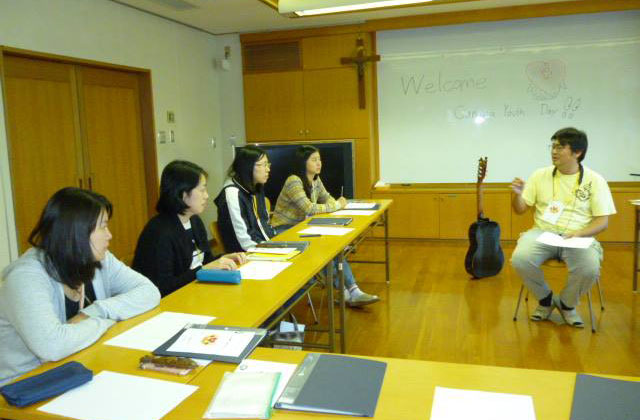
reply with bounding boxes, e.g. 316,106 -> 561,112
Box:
465,217 -> 504,278
465,157 -> 505,279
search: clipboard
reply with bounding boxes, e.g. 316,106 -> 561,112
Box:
153,324 -> 267,364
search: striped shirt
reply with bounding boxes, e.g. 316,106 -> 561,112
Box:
271,175 -> 341,227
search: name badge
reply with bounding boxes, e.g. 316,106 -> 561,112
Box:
541,200 -> 565,225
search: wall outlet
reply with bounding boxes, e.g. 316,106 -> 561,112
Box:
167,111 -> 175,123
157,131 -> 167,144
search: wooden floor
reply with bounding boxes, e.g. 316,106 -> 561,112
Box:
292,239 -> 640,377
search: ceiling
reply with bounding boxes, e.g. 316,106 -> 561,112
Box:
110,0 -> 580,35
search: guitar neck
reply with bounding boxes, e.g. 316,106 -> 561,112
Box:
476,182 -> 485,219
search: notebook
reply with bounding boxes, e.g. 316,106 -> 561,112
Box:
307,217 -> 352,226
275,353 -> 386,417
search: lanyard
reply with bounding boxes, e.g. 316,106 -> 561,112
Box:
552,165 -> 583,206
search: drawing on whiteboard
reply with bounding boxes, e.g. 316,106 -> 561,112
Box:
525,60 -> 567,100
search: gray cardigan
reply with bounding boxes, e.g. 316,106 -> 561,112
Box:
0,248 -> 161,385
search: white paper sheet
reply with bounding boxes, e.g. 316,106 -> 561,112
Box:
345,202 -> 377,209
298,226 -> 354,236
167,328 -> 255,357
536,231 -> 595,249
104,311 -> 215,352
332,210 -> 377,216
239,261 -> 292,280
38,371 -> 198,420
235,359 -> 298,406
246,247 -> 297,254
430,386 -> 536,420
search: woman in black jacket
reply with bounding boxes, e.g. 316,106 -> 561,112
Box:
133,160 -> 245,297
214,145 -> 276,252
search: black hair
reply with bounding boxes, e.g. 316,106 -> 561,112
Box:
28,187 -> 113,289
156,160 -> 208,215
551,127 -> 588,163
229,145 -> 267,193
291,145 -> 320,199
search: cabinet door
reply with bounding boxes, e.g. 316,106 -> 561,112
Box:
596,192 -> 637,242
303,67 -> 370,139
77,67 -> 149,262
373,193 -> 439,238
439,194 -> 476,239
243,71 -> 305,141
3,56 -> 83,252
482,192 -> 512,240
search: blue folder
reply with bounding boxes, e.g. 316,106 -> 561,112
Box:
0,361 -> 93,407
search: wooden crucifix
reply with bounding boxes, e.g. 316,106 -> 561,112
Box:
340,38 -> 380,109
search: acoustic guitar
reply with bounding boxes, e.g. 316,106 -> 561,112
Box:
464,157 -> 504,279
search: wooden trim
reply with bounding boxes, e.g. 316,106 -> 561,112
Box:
0,46 -> 150,75
370,33 -> 380,188
256,0 -> 278,10
138,72 -> 159,218
372,182 -> 640,194
240,0 -> 640,43
363,0 -> 640,32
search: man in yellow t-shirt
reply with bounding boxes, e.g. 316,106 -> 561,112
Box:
511,127 -> 616,328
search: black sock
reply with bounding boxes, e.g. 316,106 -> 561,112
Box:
559,299 -> 574,311
539,292 -> 552,307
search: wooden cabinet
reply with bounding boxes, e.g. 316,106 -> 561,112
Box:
373,187 -> 638,242
2,53 -> 157,261
244,71 -> 304,141
243,33 -> 372,142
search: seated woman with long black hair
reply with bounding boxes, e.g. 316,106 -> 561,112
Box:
132,160 -> 245,297
0,188 -> 160,386
272,145 -> 379,307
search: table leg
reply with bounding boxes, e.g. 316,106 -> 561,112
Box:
634,208 -> 639,292
384,209 -> 390,285
326,261 -> 335,352
339,252 -> 346,354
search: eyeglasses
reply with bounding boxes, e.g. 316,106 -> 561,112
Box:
254,161 -> 271,169
548,143 -> 568,152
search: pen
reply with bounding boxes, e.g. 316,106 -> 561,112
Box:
300,234 -> 321,237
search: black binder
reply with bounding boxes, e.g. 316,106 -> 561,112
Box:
153,324 -> 266,364
570,374 -> 640,420
275,353 -> 386,417
307,217 -> 352,226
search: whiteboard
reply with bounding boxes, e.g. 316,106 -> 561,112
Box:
376,11 -> 640,183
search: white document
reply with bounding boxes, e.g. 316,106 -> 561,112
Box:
239,261 -> 292,280
430,386 -> 536,420
298,226 -> 354,236
246,247 -> 297,254
332,210 -> 377,216
536,231 -> 595,249
38,371 -> 198,420
104,311 -> 215,352
235,359 -> 298,406
167,328 -> 256,357
345,202 -> 377,209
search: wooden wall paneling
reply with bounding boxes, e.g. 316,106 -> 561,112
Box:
76,66 -> 149,262
596,192 -> 638,242
243,71 -> 305,141
303,67 -> 370,139
481,191 -> 512,240
301,33 -> 372,70
372,192 -> 439,238
353,138 -> 373,198
438,193 -> 475,239
2,55 -> 83,252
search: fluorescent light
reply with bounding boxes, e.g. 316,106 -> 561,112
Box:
289,0 -> 434,17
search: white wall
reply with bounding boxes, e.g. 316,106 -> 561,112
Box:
0,0 -> 247,268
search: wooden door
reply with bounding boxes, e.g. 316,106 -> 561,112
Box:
243,71 -> 305,141
303,67 -> 370,140
77,66 -> 148,262
3,56 -> 83,252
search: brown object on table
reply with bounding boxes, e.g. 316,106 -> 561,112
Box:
139,355 -> 198,376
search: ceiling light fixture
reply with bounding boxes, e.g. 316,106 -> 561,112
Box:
279,0 -> 434,17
